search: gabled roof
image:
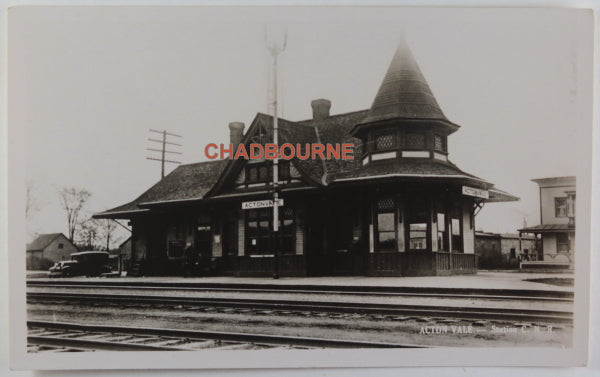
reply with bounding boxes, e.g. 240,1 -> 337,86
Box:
206,113 -> 324,197
97,107 -> 515,218
97,38 -> 518,218
298,110 -> 368,182
359,39 -> 450,125
27,233 -> 68,251
95,159 -> 229,218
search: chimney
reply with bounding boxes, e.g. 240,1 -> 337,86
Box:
311,99 -> 331,121
228,122 -> 245,147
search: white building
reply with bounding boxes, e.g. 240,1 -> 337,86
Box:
519,176 -> 575,269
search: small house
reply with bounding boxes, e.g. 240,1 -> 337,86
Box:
26,233 -> 79,270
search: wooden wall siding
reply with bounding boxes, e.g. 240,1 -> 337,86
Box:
401,252 -> 435,276
133,219 -> 148,261
434,252 -> 451,271
295,209 -> 304,255
368,253 -> 404,276
367,252 -> 477,276
451,253 -> 477,273
463,201 -> 475,254
42,234 -> 78,263
331,253 -> 367,275
235,255 -> 307,277
238,214 -> 245,256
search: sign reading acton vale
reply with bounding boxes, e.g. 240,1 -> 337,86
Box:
241,199 -> 285,210
462,186 -> 490,199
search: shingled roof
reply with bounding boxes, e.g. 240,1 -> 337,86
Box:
97,106 -> 508,218
358,39 -> 452,126
27,233 -> 68,251
97,38 -> 516,219
299,110 -> 368,183
95,159 -> 229,218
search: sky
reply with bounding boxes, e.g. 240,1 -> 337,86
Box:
8,6 -> 593,245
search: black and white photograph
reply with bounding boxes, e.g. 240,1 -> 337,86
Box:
5,4 -> 595,371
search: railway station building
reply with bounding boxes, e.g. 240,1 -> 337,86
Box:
95,40 -> 517,277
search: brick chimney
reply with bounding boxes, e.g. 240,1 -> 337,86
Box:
228,122 -> 245,147
311,99 -> 331,121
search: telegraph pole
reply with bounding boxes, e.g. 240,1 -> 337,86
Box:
266,25 -> 287,280
147,129 -> 182,179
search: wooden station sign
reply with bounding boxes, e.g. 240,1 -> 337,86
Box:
241,199 -> 285,210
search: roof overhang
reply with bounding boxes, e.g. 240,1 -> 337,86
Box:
487,187 -> 520,203
92,208 -> 150,219
518,225 -> 575,233
331,173 -> 491,188
350,117 -> 461,138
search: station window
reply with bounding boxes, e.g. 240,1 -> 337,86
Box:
436,213 -> 448,251
278,161 -> 291,180
450,208 -> 462,252
407,204 -> 428,251
405,133 -> 425,149
246,163 -> 270,183
246,161 -> 290,183
555,198 -> 567,217
245,208 -> 294,255
376,198 -> 396,251
434,134 -> 446,152
374,133 -> 395,151
556,233 -> 569,252
58,243 -> 64,249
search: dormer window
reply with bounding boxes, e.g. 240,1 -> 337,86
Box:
375,133 -> 395,151
434,134 -> 446,152
278,161 -> 291,180
405,132 -> 425,149
246,163 -> 270,183
245,161 -> 290,183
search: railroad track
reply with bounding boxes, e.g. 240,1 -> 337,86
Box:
26,280 -> 574,302
27,291 -> 573,324
28,320 -> 421,352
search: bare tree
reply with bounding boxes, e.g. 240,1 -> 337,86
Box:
58,187 -> 92,242
99,219 -> 119,251
78,218 -> 100,249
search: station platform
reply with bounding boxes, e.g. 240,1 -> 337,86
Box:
27,270 -> 574,293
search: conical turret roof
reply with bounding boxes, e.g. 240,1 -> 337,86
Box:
361,39 -> 449,125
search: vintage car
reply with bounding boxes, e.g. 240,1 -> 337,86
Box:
48,251 -> 111,277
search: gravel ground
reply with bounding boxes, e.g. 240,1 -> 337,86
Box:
27,286 -> 573,312
28,303 -> 572,348
27,271 -> 575,291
